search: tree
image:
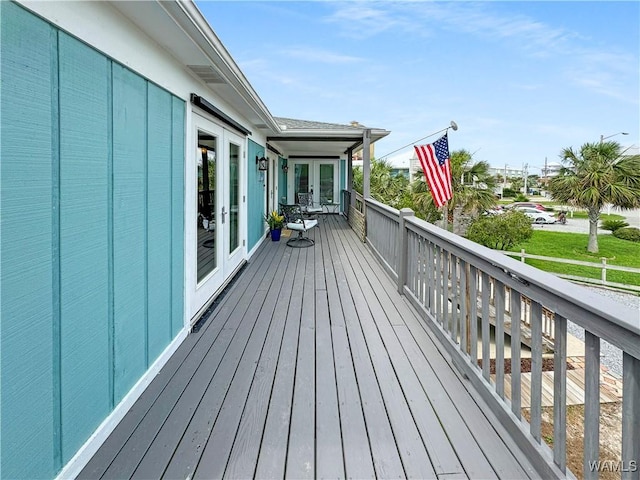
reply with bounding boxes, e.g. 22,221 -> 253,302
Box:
413,150 -> 497,228
548,141 -> 640,253
466,210 -> 533,250
510,177 -> 524,193
352,158 -> 409,209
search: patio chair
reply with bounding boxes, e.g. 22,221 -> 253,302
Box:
297,192 -> 323,218
279,203 -> 318,248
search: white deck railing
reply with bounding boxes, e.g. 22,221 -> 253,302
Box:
365,198 -> 640,479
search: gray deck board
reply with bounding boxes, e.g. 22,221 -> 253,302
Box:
120,244 -> 286,479
253,247 -> 305,479
81,215 -> 544,480
286,246 -> 316,479
339,217 -> 535,479
323,223 -> 376,479
326,221 -> 407,479
337,221 -> 494,478
80,241 -> 276,479
222,247 -> 298,479
331,221 -> 437,479
194,245 -> 294,479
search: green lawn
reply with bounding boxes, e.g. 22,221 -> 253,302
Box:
507,231 -> 640,287
562,211 -> 626,221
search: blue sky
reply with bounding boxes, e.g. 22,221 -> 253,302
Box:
195,1 -> 639,174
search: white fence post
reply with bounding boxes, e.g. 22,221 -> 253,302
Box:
397,208 -> 414,295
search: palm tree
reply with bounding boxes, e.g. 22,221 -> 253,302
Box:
548,141 -> 640,253
353,158 -> 409,209
413,149 -> 497,228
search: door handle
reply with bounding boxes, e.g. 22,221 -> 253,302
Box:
221,206 -> 226,224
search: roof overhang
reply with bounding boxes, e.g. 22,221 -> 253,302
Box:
108,1 -> 391,157
109,0 -> 280,132
268,130 -> 390,157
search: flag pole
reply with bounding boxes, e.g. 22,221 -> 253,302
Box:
441,201 -> 448,230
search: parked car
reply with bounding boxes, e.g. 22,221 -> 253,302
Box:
516,207 -> 557,224
504,202 -> 547,212
483,206 -> 505,216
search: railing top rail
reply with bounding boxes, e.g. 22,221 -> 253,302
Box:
365,198 -> 400,221
402,214 -> 640,357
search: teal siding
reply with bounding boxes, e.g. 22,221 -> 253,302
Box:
58,32 -> 112,463
112,64 -> 147,402
247,139 -> 265,250
0,4 -> 56,478
0,4 -> 186,477
147,85 -> 173,361
279,156 -> 288,203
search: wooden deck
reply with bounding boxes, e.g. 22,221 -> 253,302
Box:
80,215 -> 539,479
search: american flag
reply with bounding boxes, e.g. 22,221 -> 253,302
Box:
414,134 -> 452,208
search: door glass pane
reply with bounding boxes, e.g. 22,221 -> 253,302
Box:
197,130 -> 216,282
294,163 -> 309,203
229,141 -> 239,253
319,164 -> 334,203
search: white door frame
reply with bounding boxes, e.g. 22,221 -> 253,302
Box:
222,130 -> 245,277
186,112 -> 246,324
287,159 -> 312,204
314,160 -> 339,204
287,158 -> 339,205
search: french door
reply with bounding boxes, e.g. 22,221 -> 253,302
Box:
188,113 -> 244,322
288,159 -> 338,205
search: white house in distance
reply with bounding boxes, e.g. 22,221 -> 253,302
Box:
0,1 -> 389,478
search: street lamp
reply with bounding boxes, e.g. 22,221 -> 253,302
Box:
600,132 -> 628,143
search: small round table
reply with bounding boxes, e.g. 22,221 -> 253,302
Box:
322,202 -> 339,214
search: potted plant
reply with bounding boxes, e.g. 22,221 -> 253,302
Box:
265,210 -> 285,241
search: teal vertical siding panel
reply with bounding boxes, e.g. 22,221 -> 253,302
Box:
340,159 -> 346,212
147,84 -> 173,363
58,33 -> 111,463
111,64 -> 148,402
279,156 -> 288,204
247,140 -> 265,250
171,97 -> 185,337
0,4 -> 56,478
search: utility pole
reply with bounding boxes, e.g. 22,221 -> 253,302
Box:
523,163 -> 528,195
503,164 -> 508,195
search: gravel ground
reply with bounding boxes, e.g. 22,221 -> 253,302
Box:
566,286 -> 640,377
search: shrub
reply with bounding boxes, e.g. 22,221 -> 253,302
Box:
613,227 -> 640,242
502,188 -> 517,198
513,193 -> 529,202
466,210 -> 533,250
600,219 -> 629,232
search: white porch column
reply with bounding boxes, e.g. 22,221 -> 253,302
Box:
362,128 -> 371,199
347,148 -> 355,207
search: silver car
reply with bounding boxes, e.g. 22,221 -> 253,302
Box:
515,206 -> 557,224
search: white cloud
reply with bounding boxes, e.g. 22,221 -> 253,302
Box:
279,46 -> 365,64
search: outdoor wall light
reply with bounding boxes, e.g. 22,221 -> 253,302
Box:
256,155 -> 268,171
282,159 -> 288,173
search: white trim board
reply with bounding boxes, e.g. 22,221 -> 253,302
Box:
54,327 -> 189,480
